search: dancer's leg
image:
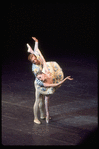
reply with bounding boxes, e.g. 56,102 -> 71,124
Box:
39,94 -> 45,119
33,89 -> 41,124
45,96 -> 50,123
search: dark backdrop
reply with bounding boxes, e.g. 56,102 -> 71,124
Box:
2,2 -> 96,64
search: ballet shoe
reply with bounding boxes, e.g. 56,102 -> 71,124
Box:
46,115 -> 49,123
40,116 -> 46,120
34,119 -> 41,124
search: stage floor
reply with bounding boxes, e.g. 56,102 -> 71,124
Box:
2,57 -> 98,145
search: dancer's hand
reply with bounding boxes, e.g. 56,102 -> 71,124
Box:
32,37 -> 38,42
66,76 -> 73,80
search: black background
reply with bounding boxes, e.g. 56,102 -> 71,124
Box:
2,2 -> 96,64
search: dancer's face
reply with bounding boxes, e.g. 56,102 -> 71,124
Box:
37,73 -> 46,82
31,55 -> 40,65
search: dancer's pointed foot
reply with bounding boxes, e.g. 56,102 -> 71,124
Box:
34,119 -> 41,124
46,114 -> 49,123
40,116 -> 46,120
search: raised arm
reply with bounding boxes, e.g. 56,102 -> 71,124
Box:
43,76 -> 73,87
32,37 -> 46,61
32,37 -> 38,52
32,37 -> 49,73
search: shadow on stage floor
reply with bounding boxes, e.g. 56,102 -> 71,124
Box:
2,57 -> 98,145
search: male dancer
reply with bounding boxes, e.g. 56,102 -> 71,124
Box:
27,37 -> 56,124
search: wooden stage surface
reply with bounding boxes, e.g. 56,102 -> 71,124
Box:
2,57 -> 98,145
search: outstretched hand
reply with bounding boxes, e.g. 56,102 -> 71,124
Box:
66,76 -> 73,80
32,37 -> 38,42
43,76 -> 73,88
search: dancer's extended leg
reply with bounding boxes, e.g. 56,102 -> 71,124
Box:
45,96 -> 50,123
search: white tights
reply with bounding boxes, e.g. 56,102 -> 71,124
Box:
33,88 -> 50,123
45,96 -> 49,123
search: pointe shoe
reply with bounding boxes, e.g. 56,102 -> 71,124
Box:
34,119 -> 41,124
46,115 -> 49,123
40,116 -> 46,120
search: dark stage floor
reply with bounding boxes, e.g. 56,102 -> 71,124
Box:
2,57 -> 98,145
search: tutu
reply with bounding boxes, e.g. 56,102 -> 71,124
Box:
34,61 -> 64,95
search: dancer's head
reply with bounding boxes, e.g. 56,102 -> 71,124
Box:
28,54 -> 40,65
37,72 -> 46,82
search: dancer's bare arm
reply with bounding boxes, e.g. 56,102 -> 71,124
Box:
32,37 -> 46,62
27,37 -> 38,54
32,37 -> 49,73
43,76 -> 73,87
32,37 -> 38,51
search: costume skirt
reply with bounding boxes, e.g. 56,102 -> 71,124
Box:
34,61 -> 64,95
